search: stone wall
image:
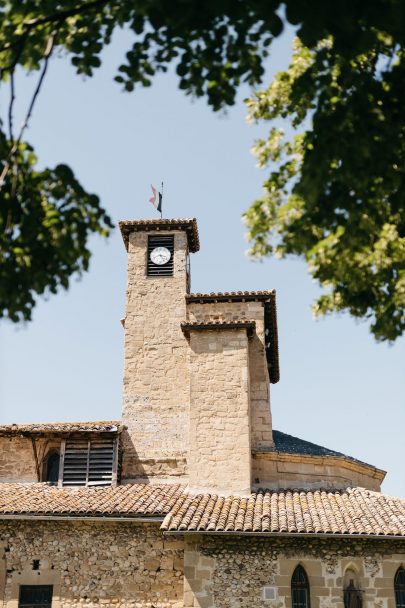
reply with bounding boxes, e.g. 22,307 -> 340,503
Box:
187,301 -> 273,451
252,453 -> 383,492
187,328 -> 251,495
183,535 -> 405,608
122,230 -> 191,481
0,521 -> 184,607
0,437 -> 38,483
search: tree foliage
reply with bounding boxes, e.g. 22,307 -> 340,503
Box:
245,35 -> 405,342
0,0 -> 404,338
0,133 -> 112,321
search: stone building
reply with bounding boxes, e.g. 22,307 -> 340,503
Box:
0,217 -> 405,608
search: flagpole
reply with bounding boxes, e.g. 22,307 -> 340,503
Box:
160,181 -> 163,219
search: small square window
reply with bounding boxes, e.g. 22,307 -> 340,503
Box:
19,585 -> 53,607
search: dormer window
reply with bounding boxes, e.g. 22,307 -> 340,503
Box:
60,437 -> 117,487
40,435 -> 119,487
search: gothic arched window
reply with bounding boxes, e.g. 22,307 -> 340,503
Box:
291,565 -> 311,608
395,568 -> 405,608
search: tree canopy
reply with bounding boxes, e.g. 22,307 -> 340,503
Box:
0,0 -> 404,339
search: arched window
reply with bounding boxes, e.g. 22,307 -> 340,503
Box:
43,451 -> 60,484
291,565 -> 310,608
395,568 -> 405,608
344,579 -> 362,608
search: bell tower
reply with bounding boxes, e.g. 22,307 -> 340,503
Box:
119,218 -> 199,482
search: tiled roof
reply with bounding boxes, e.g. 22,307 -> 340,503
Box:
0,421 -> 123,436
271,430 -> 377,471
1,484 -> 404,536
181,320 -> 256,338
119,218 -> 200,252
186,291 -> 275,302
0,483 -> 184,517
161,488 -> 405,536
186,290 -> 279,384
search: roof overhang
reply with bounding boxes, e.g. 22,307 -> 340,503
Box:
0,421 -> 124,437
119,218 -> 200,252
181,320 -> 256,339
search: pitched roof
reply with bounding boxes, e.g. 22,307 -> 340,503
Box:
161,488 -> 405,536
1,483 -> 404,536
0,421 -> 123,436
119,218 -> 200,252
0,483 -> 184,518
271,430 -> 377,470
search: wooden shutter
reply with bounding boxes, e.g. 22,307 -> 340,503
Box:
62,440 -> 89,486
147,235 -> 174,276
88,438 -> 115,486
61,437 -> 117,487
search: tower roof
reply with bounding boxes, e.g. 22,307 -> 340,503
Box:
119,218 -> 200,252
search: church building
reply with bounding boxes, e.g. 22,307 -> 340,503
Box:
0,217 -> 405,608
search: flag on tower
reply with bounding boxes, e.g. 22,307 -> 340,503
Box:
149,185 -> 157,208
149,184 -> 162,214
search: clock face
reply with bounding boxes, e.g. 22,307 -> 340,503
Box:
150,246 -> 171,266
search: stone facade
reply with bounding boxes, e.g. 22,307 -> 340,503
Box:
187,327 -> 251,494
122,230 -> 190,482
252,452 -> 384,492
1,217 -> 404,608
0,437 -> 60,484
183,535 -> 405,608
0,521 -> 184,607
187,301 -> 273,452
0,437 -> 37,483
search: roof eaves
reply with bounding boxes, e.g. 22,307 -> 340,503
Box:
0,421 -> 124,436
186,290 -> 275,303
252,450 -> 386,481
181,320 -> 256,339
162,529 -> 405,540
119,218 -> 200,253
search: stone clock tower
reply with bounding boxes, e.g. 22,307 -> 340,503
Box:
119,219 -> 200,481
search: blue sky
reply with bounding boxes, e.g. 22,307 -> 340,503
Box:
0,27 -> 404,497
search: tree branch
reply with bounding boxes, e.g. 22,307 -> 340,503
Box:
0,0 -> 110,55
25,0 -> 110,28
8,70 -> 15,141
0,31 -> 57,189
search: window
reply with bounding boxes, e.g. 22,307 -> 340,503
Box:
61,437 -> 117,487
19,585 -> 52,607
147,235 -> 174,276
344,579 -> 362,608
43,452 -> 60,484
291,565 -> 310,608
395,568 -> 405,608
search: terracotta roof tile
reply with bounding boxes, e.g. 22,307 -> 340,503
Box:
119,218 -> 200,252
186,291 -> 275,302
1,484 -> 404,535
0,421 -> 123,436
0,483 -> 184,517
161,488 -> 405,536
